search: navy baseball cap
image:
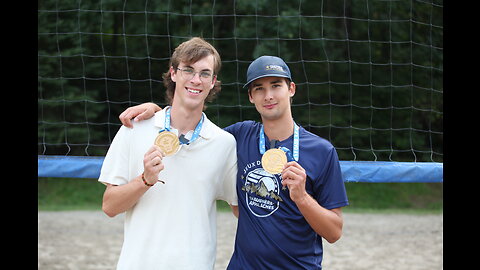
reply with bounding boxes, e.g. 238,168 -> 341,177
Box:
243,56 -> 292,88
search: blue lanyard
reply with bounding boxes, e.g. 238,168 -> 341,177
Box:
259,121 -> 299,161
161,107 -> 204,145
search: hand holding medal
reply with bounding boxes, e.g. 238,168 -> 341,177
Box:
280,161 -> 308,202
262,147 -> 297,191
259,122 -> 307,195
142,145 -> 166,186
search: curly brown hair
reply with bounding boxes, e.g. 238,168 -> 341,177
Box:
162,37 -> 222,110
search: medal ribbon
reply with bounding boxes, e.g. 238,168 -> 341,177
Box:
259,121 -> 299,161
161,107 -> 204,145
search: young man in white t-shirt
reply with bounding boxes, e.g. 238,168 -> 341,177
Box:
98,37 -> 238,270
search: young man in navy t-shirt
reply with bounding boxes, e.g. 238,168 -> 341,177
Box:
120,56 -> 349,269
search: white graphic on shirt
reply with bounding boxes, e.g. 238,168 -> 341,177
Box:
242,167 -> 283,217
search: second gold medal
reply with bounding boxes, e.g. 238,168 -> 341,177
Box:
261,148 -> 287,174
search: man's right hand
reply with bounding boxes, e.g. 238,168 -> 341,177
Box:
119,102 -> 162,128
142,145 -> 165,185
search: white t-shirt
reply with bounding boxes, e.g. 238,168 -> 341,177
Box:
98,108 -> 238,270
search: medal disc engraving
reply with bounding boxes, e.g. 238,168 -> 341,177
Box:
261,148 -> 287,174
154,131 -> 180,156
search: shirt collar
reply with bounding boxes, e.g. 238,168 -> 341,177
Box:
153,106 -> 213,140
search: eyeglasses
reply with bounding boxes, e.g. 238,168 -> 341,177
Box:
176,67 -> 215,83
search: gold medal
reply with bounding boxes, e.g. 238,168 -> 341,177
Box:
154,131 -> 180,156
261,148 -> 287,174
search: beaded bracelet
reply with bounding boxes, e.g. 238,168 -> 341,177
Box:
141,172 -> 165,187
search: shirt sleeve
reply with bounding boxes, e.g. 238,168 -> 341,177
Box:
98,125 -> 131,186
223,123 -> 237,136
216,133 -> 238,206
313,146 -> 349,210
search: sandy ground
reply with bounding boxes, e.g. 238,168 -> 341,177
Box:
38,211 -> 442,270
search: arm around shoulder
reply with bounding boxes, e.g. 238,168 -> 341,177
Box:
119,102 -> 162,128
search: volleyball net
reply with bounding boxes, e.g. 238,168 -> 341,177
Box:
38,0 -> 443,182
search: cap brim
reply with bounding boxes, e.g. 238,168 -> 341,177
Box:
243,74 -> 291,88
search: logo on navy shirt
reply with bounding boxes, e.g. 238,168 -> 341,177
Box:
242,167 -> 283,217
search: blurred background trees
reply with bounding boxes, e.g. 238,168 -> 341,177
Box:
38,0 -> 443,162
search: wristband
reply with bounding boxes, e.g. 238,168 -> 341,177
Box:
141,172 -> 165,187
141,173 -> 155,186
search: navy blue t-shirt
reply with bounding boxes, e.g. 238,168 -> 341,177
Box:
224,121 -> 349,270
